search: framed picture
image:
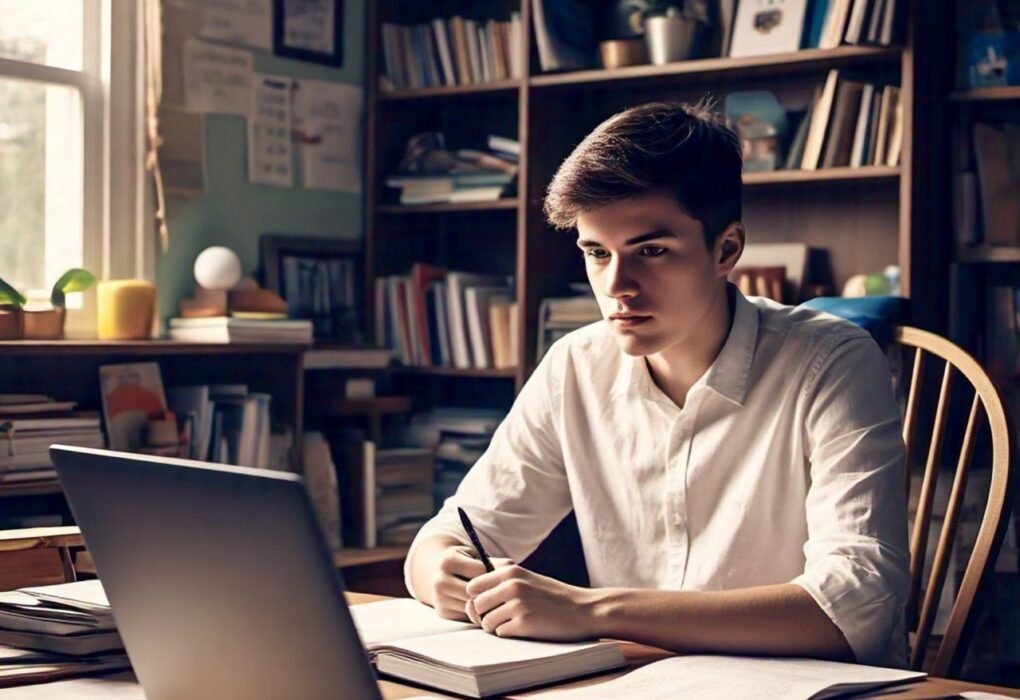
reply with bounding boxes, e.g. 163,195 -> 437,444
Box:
272,0 -> 344,67
260,234 -> 362,343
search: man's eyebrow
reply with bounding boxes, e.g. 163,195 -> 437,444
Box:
576,229 -> 677,248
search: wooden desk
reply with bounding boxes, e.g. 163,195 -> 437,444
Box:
1,593 -> 1018,698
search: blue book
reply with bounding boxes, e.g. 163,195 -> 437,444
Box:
803,0 -> 831,49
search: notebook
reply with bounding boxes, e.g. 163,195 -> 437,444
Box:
350,599 -> 626,698
524,654 -> 926,699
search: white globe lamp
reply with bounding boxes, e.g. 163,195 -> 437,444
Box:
194,246 -> 243,291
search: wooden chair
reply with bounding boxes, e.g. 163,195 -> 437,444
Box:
896,326 -> 1015,677
0,526 -> 84,590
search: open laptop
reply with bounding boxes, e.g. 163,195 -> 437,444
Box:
50,445 -> 383,700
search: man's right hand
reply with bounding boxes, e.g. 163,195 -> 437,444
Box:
431,545 -> 494,620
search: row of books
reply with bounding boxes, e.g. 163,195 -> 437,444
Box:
280,254 -> 360,342
384,135 -> 520,206
792,70 -> 902,171
535,293 -> 602,362
0,395 -> 104,484
375,265 -> 519,370
381,14 -> 523,91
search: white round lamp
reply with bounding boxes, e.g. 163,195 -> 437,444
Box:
194,246 -> 243,291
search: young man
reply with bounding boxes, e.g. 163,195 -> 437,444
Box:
405,102 -> 910,667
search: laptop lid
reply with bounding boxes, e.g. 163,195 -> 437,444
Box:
50,445 -> 382,700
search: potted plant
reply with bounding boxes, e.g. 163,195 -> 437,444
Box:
0,269 -> 96,340
642,0 -> 707,66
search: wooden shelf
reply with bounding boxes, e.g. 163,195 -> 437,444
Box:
377,80 -> 521,101
0,479 -> 63,499
957,247 -> 1020,264
376,199 -> 519,214
0,340 -> 309,356
316,396 -> 413,417
334,546 -> 408,569
743,165 -> 900,186
393,366 -> 517,379
528,46 -> 902,91
950,86 -> 1020,102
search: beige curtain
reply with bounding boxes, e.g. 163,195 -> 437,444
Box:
143,0 -> 169,253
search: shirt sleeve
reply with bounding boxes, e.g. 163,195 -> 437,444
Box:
403,341 -> 572,599
790,331 -> 911,667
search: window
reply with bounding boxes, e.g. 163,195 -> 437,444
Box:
0,0 -> 150,333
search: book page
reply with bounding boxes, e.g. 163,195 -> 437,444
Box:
524,656 -> 925,699
21,580 -> 109,609
349,599 -> 473,648
381,628 -> 615,672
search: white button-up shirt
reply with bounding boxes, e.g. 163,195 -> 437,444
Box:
405,290 -> 910,667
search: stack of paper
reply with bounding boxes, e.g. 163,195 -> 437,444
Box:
0,646 -> 129,688
0,581 -> 121,656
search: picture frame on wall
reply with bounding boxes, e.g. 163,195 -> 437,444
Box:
272,0 -> 344,67
260,234 -> 362,343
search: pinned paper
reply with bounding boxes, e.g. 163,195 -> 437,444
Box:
248,74 -> 294,187
292,79 -> 363,192
182,39 -> 253,116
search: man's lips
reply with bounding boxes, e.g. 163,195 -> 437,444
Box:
610,313 -> 652,326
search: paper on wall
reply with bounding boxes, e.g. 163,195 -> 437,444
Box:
199,0 -> 273,50
291,79 -> 363,192
281,0 -> 335,54
248,74 -> 294,187
182,39 -> 253,116
167,0 -> 272,51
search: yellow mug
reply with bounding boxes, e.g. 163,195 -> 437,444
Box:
97,279 -> 157,340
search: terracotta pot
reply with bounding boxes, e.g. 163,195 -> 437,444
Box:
600,38 -> 648,68
22,307 -> 66,340
0,305 -> 22,340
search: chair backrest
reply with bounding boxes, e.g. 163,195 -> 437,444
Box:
895,326 -> 1015,677
0,526 -> 83,589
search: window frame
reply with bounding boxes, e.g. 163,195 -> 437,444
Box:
0,0 -> 153,336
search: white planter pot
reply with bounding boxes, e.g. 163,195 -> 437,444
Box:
644,13 -> 699,65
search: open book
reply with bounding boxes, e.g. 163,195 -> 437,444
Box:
524,655 -> 926,699
350,599 -> 626,698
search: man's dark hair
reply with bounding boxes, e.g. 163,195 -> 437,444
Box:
544,101 -> 743,249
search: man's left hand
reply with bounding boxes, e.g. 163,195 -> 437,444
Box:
464,565 -> 599,641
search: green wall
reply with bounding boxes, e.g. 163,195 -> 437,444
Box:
156,0 -> 365,319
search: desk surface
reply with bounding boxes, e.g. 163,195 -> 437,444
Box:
2,592 -> 1018,699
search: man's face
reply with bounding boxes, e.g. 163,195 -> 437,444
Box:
576,193 -> 732,358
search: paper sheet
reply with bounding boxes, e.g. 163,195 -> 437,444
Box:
349,599 -> 473,648
182,39 -> 253,116
526,656 -> 926,700
281,0 -> 335,54
291,79 -> 363,192
248,74 -> 294,187
199,0 -> 273,50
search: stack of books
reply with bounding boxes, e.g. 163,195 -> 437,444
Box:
0,580 -> 123,657
167,316 -> 313,343
393,408 -> 505,506
385,136 -> 519,205
0,395 -> 104,484
376,264 -> 517,370
373,448 -> 436,546
380,13 -> 523,91
789,70 -> 902,171
536,293 -> 602,362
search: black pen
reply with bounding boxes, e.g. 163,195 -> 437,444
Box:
457,507 -> 494,573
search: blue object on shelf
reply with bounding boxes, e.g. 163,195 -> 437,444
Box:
800,296 -> 910,349
967,32 -> 1020,87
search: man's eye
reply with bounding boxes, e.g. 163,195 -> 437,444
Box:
640,246 -> 666,257
585,248 -> 609,259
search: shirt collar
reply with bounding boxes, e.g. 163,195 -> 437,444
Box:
610,285 -> 760,407
701,285 -> 759,406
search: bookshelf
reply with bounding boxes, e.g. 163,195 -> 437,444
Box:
365,0 -> 948,394
0,341 -> 307,506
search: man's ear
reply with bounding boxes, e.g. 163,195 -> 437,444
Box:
715,223 -> 745,276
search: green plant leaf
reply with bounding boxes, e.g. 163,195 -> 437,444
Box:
0,277 -> 26,308
50,268 -> 95,308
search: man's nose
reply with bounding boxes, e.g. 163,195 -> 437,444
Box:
604,257 -> 639,299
